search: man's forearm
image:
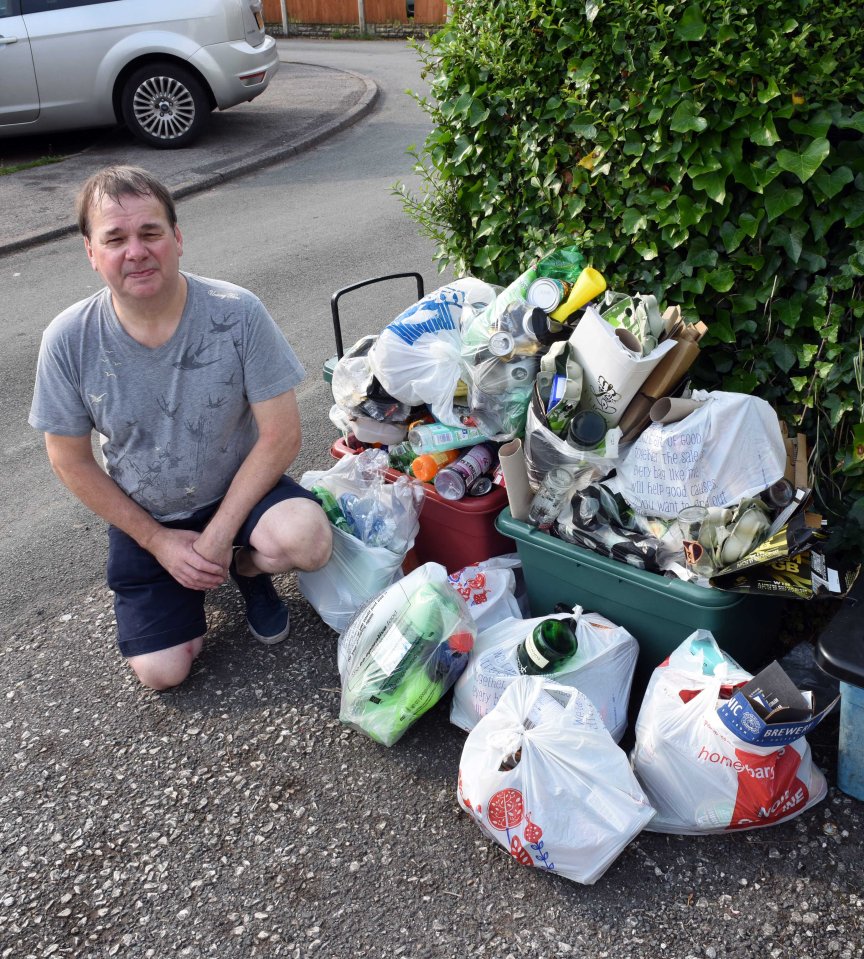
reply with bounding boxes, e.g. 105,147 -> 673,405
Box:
199,432 -> 298,548
49,446 -> 165,550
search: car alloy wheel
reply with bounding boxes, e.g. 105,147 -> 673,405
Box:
121,63 -> 209,149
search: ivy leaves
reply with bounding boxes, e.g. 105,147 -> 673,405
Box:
776,137 -> 831,181
399,0 -> 864,535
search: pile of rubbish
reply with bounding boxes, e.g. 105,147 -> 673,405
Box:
303,246 -> 858,885
324,245 -> 858,602
333,558 -> 838,884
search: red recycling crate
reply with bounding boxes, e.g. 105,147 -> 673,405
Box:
330,436 -> 514,574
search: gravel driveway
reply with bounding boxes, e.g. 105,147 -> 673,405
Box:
3,572 -> 862,958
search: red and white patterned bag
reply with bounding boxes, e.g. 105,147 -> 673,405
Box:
457,677 -> 655,885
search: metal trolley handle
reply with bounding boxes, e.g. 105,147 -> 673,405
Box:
329,272 -> 425,359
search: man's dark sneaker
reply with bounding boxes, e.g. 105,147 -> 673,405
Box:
229,558 -> 290,645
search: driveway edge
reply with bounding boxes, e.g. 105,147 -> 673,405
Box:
0,66 -> 378,256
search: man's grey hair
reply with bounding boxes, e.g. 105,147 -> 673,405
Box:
76,165 -> 178,238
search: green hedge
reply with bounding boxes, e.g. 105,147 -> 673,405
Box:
399,0 -> 864,551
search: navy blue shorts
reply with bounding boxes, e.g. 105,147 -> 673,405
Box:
107,475 -> 320,658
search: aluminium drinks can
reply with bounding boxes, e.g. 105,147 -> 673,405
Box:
526,277 -> 571,314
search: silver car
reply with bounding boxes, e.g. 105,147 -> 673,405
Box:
0,0 -> 279,148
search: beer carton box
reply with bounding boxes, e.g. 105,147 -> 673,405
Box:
717,660 -> 838,747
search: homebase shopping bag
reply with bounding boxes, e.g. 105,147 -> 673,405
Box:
457,678 -> 655,885
631,631 -> 828,834
450,608 -> 638,743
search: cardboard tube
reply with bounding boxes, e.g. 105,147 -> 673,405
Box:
498,438 -> 534,521
615,327 -> 643,357
617,337 -> 702,442
649,397 -> 704,424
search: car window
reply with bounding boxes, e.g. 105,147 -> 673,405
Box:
22,0 -> 113,13
1,0 -> 22,17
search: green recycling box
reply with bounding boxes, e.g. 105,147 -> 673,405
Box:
495,508 -> 782,683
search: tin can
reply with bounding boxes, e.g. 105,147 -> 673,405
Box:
488,331 -> 516,357
467,475 -> 493,497
527,277 -> 570,313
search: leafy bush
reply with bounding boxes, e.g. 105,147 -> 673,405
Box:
399,0 -> 864,549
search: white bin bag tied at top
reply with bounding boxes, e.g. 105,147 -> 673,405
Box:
457,677 -> 655,886
616,390 -> 788,519
449,609 -> 638,744
630,631 -> 827,835
368,278 -> 497,426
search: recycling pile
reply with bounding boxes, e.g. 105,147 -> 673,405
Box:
311,245 -> 858,884
332,559 -> 837,885
325,245 -> 857,600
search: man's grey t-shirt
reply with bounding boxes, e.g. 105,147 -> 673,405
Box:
29,272 -> 305,521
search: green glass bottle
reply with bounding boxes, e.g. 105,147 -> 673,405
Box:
311,484 -> 352,533
387,440 -> 417,474
516,618 -> 579,675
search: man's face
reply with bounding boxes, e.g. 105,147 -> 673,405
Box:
83,192 -> 183,307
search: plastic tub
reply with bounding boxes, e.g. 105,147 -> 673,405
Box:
495,507 -> 782,683
332,437 -> 514,573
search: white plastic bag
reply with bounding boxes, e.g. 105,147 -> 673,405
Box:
631,630 -> 828,834
616,390 -> 788,519
368,278 -> 497,425
297,527 -> 405,634
446,555 -> 524,632
457,677 -> 655,885
339,563 -> 477,746
522,388 -> 621,490
449,608 -> 638,742
297,451 -> 423,633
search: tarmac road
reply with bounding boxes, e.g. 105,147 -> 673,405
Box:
0,39 -> 862,959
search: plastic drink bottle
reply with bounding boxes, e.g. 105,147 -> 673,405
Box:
408,421 -> 489,453
527,467 -> 575,531
386,630 -> 475,738
410,449 -> 459,482
433,442 -> 497,501
311,485 -> 352,533
358,583 -> 450,699
516,618 -> 579,675
387,440 -> 417,473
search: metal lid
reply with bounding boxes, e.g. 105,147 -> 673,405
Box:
527,277 -> 563,312
467,475 -> 493,497
488,331 -> 515,357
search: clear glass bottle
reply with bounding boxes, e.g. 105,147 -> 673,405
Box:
526,467 -> 574,531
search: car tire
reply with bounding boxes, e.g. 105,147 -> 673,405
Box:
121,63 -> 210,149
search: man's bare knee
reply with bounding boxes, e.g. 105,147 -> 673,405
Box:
251,500 -> 333,573
127,637 -> 203,691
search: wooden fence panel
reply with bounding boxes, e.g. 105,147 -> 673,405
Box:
413,0 -> 448,24
263,0 -> 424,24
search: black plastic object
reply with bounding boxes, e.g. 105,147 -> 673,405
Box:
329,272 -> 425,360
815,574 -> 864,687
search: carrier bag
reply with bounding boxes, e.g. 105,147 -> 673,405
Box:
450,608 -> 638,742
631,630 -> 828,834
457,677 -> 655,885
446,555 -> 524,632
616,390 -> 788,519
298,451 -> 423,633
339,563 -> 477,746
368,278 -> 497,425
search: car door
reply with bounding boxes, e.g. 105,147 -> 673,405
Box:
0,0 -> 39,125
